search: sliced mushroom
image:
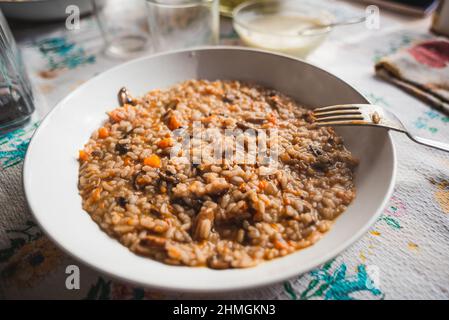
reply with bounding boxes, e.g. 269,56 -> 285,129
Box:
115,143 -> 129,155
266,90 -> 277,97
236,121 -> 256,131
308,144 -> 323,157
118,87 -> 135,106
91,150 -> 104,158
312,154 -> 334,171
222,93 -> 236,103
267,95 -> 282,111
159,171 -> 179,184
132,171 -> 150,191
166,99 -> 179,110
116,197 -> 128,208
244,117 -> 267,124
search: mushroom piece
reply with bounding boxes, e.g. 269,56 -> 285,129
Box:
236,121 -> 256,131
244,117 -> 267,124
118,87 -> 136,106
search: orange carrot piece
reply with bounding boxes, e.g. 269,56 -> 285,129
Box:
228,104 -> 237,111
98,127 -> 109,139
109,110 -> 122,123
79,150 -> 89,161
157,138 -> 173,149
201,115 -> 215,123
143,154 -> 162,168
274,238 -> 289,250
168,115 -> 182,131
267,113 -> 277,124
91,187 -> 102,202
123,156 -> 132,166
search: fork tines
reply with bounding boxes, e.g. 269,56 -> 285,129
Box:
313,105 -> 365,125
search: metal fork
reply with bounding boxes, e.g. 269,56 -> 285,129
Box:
312,104 -> 449,152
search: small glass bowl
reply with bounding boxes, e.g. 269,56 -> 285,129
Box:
233,0 -> 334,58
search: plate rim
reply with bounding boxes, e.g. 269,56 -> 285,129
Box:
23,46 -> 397,293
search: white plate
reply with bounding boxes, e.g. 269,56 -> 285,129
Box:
0,0 -> 93,21
23,47 -> 396,293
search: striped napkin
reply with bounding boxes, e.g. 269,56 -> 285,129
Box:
375,39 -> 449,115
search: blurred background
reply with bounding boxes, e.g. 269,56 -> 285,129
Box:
1,0 -> 447,131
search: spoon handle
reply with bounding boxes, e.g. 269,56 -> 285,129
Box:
327,16 -> 366,28
298,16 -> 366,35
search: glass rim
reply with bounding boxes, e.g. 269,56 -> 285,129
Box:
146,0 -> 215,8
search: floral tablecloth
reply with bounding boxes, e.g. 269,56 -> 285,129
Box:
1,0 -> 448,300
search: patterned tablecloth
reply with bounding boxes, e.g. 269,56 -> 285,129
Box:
1,0 -> 448,300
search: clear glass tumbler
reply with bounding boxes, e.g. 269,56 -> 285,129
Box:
146,0 -> 219,53
0,10 -> 34,131
92,0 -> 151,58
219,0 -> 246,17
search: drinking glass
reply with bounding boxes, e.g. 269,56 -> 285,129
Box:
146,0 -> 219,53
0,10 -> 34,131
219,0 -> 246,17
92,0 -> 151,58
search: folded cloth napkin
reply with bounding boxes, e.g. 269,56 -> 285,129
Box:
375,38 -> 449,114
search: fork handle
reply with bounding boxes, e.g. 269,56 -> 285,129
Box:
407,134 -> 449,153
